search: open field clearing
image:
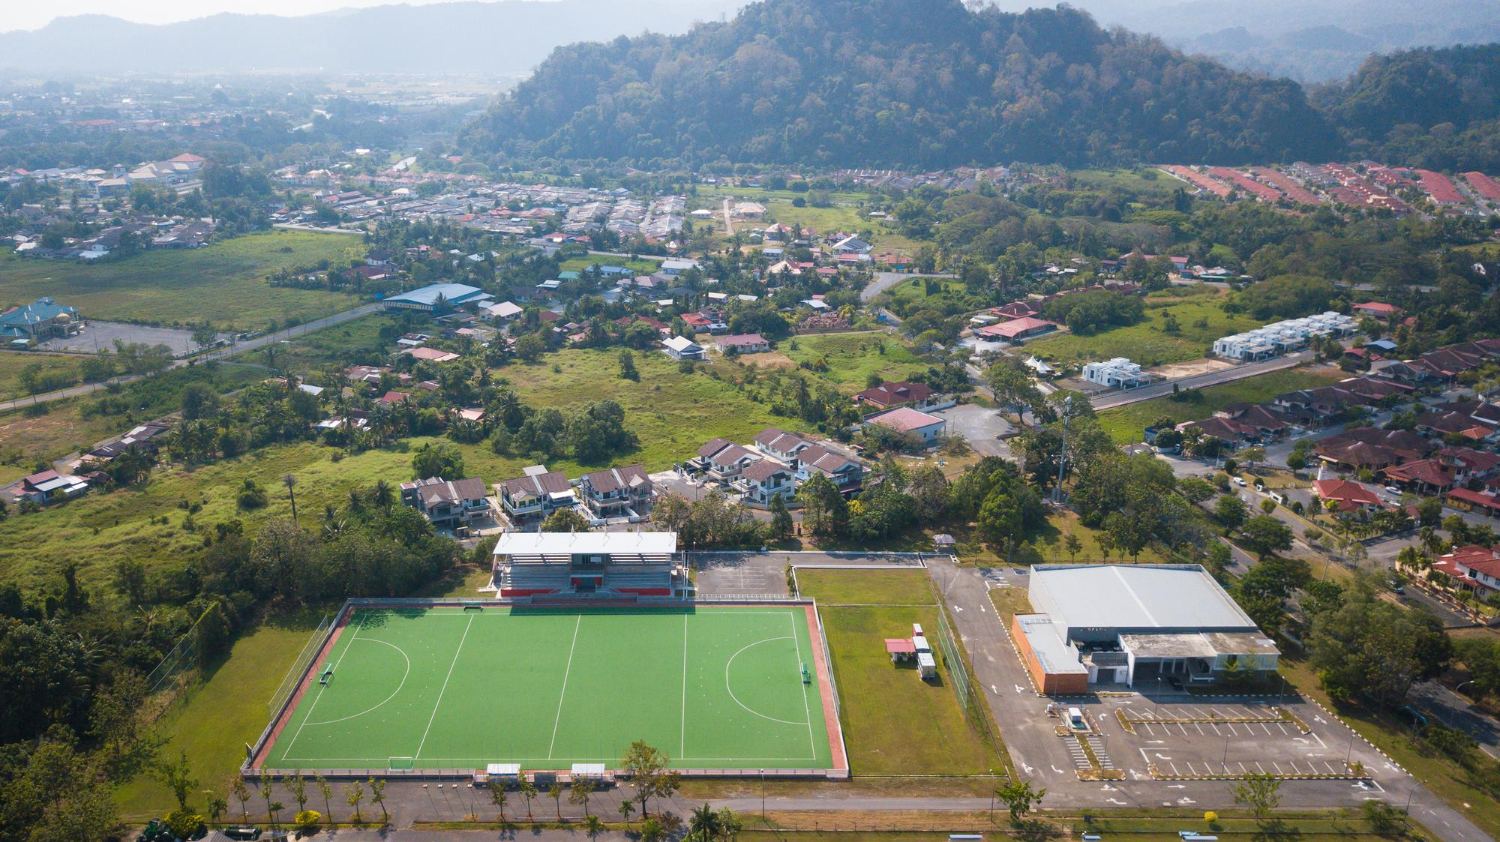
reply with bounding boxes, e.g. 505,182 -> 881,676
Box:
1025,296 -> 1261,368
0,230 -> 359,329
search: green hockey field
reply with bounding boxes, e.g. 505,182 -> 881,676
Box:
259,604 -> 842,772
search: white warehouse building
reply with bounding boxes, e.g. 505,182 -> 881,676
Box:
1082,358 -> 1152,390
1212,312 -> 1357,362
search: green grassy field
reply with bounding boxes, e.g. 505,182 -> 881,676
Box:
239,312 -> 397,374
1096,366 -> 1349,445
264,605 -> 834,771
795,569 -> 935,605
0,352 -> 82,400
495,348 -> 789,469
0,230 -> 360,329
1026,296 -> 1260,368
803,569 -> 1002,775
781,333 -> 929,391
558,254 -> 664,274
117,613 -> 333,819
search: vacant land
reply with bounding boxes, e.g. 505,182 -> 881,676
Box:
558,254 -> 663,274
0,352 -> 81,400
1096,366 -> 1349,444
795,568 -> 935,605
239,311 -> 397,374
1026,295 -> 1260,368
821,604 -> 1002,775
496,348 -> 789,469
0,230 -> 359,329
781,333 -> 929,391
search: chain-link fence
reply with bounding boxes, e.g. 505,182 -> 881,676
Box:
266,614 -> 334,715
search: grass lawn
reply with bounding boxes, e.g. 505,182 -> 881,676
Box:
988,586 -> 1032,626
1071,168 -> 1184,197
821,604 -> 1003,775
558,254 -> 663,274
0,352 -> 81,400
1025,296 -> 1260,368
0,230 -> 360,330
781,333 -> 928,392
1096,366 -> 1349,445
237,312 -> 397,374
1279,657 -> 1500,840
494,348 -> 789,471
117,613 -> 332,819
795,568 -> 935,605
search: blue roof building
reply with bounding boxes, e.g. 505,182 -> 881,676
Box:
381,283 -> 494,313
0,297 -> 79,342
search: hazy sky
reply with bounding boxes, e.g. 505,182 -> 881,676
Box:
3,0 -> 501,33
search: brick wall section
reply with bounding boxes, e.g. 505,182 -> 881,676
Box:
1010,614 -> 1089,696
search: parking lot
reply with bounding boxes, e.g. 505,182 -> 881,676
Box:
1051,693 -> 1397,786
38,320 -> 223,356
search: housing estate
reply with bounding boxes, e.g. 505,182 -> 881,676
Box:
400,477 -> 492,530
1212,312 -> 1356,361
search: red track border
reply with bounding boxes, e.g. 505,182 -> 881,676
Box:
252,606 -> 355,770
802,603 -> 849,775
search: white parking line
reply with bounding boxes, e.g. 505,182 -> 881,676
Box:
1255,762 -> 1267,774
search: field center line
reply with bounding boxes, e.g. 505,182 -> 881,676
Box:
789,610 -> 816,758
280,612 -> 365,759
415,613 -> 474,763
681,613 -> 689,759
548,615 -> 583,760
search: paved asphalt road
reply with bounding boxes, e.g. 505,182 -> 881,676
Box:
1091,352 -> 1313,410
860,271 -> 954,302
0,302 -> 383,413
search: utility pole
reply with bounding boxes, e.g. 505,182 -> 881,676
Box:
1053,394 -> 1072,505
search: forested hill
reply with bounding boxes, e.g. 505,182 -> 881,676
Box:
1321,44 -> 1500,171
457,0 -> 1342,168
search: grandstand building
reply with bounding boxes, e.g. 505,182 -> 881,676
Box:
492,531 -> 684,598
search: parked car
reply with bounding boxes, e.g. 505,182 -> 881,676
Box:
1233,477 -> 1247,487
224,828 -> 262,841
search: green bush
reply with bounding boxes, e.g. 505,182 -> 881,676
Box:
165,809 -> 205,839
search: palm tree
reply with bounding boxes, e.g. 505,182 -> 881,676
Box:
689,803 -> 723,841
231,777 -> 251,821
283,474 -> 299,520
205,792 -> 227,827
618,800 -> 635,824
371,479 -> 395,509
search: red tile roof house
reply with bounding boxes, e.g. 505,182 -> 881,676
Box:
854,380 -> 939,411
1353,302 -> 1403,319
577,464 -> 654,521
379,390 -> 411,405
990,301 -> 1042,320
1448,487 -> 1500,518
403,346 -> 461,363
865,406 -> 947,445
1381,458 -> 1459,495
713,333 -> 771,354
1432,545 -> 1500,594
1313,479 -> 1385,516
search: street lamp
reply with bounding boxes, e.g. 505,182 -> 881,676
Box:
1447,680 -> 1476,728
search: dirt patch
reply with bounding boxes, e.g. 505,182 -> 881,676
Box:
741,352 -> 800,370
1151,358 -> 1235,379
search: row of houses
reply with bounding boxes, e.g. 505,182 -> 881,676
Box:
691,428 -> 865,504
1212,313 -> 1358,362
497,463 -> 656,527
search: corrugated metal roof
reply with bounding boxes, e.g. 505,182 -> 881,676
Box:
1032,564 -> 1256,632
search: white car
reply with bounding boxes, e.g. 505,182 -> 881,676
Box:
1384,486 -> 1401,496
1233,477 -> 1247,487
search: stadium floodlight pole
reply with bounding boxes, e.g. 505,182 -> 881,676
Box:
1052,395 -> 1072,505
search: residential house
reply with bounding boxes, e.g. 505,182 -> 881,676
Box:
1382,458 -> 1459,495
403,347 -> 461,363
794,444 -> 864,496
1082,358 -> 1152,390
1432,545 -> 1500,594
854,381 -> 941,411
977,316 -> 1058,342
1353,302 -> 1402,319
578,464 -> 654,520
400,477 -> 492,529
662,335 -> 706,361
17,469 -> 89,504
497,466 -> 576,524
704,443 -> 761,481
865,406 -> 947,445
1312,479 -> 1385,516
739,459 -> 796,504
714,333 -> 771,354
755,428 -> 813,462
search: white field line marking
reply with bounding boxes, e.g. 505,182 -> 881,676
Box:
681,613 -> 689,759
304,639 -> 411,726
790,610 -> 817,758
416,613 -> 474,762
280,613 -> 365,758
547,615 -> 583,759
725,637 -> 805,726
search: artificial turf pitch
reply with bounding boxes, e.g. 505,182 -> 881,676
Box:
262,605 -> 837,771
